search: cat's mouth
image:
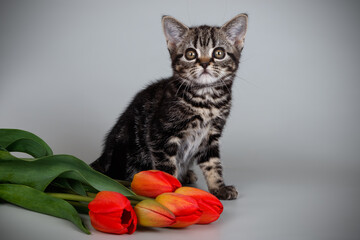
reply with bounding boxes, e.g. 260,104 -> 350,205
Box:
197,70 -> 217,85
200,72 -> 210,76
200,69 -> 212,76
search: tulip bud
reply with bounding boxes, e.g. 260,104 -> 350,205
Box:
88,191 -> 137,234
175,186 -> 223,224
155,192 -> 202,228
134,199 -> 176,227
131,170 -> 181,198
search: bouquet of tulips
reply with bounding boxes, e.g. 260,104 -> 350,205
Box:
0,129 -> 223,235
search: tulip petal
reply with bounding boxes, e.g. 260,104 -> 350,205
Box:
156,193 -> 202,228
156,193 -> 198,215
134,199 -> 176,227
158,171 -> 182,190
89,211 -> 129,234
88,191 -> 131,214
170,209 -> 202,228
196,202 -> 221,224
131,170 -> 181,198
175,187 -> 223,224
127,221 -> 136,234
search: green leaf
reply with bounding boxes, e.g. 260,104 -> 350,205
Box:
6,138 -> 48,158
51,178 -> 87,196
0,129 -> 53,157
81,183 -> 99,194
0,184 -> 90,234
67,179 -> 87,196
0,150 -> 135,196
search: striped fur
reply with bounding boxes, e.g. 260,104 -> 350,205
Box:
91,14 -> 248,200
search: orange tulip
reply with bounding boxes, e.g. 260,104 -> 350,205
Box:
175,187 -> 223,224
131,170 -> 181,198
88,191 -> 137,234
155,192 -> 202,228
134,199 -> 176,227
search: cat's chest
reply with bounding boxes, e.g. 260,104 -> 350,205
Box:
180,91 -> 228,120
173,91 -> 230,164
178,121 -> 211,164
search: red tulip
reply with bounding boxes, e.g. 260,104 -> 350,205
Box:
175,187 -> 223,224
134,199 -> 176,227
131,170 -> 182,198
88,191 -> 137,234
155,192 -> 202,228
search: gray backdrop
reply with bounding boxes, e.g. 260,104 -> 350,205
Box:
1,1 -> 360,240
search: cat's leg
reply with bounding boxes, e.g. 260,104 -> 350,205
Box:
152,152 -> 178,176
152,137 -> 180,177
183,169 -> 198,184
197,142 -> 238,200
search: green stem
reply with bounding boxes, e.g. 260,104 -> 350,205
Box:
87,191 -> 151,202
86,192 -> 97,198
127,195 -> 153,201
47,193 -> 94,202
48,192 -> 151,206
114,179 -> 131,187
129,199 -> 140,206
67,201 -> 89,214
67,201 -> 89,208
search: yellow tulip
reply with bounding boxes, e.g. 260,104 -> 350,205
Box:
134,199 -> 176,227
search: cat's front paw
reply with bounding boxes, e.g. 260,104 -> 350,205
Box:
210,185 -> 238,200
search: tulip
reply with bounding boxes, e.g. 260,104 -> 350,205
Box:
88,191 -> 137,234
155,192 -> 202,228
175,187 -> 223,224
131,170 -> 182,198
134,199 -> 176,227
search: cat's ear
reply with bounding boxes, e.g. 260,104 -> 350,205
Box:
221,14 -> 248,48
162,15 -> 189,51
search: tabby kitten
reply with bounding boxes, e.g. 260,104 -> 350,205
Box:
91,14 -> 248,200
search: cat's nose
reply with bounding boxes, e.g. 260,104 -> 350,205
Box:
200,62 -> 210,69
199,57 -> 210,69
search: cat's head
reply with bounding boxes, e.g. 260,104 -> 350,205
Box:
162,14 -> 248,86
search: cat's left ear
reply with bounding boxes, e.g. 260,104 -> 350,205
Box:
221,14 -> 248,48
162,16 -> 189,52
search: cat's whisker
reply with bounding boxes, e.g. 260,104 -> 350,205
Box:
210,71 -> 232,94
234,75 -> 261,88
175,79 -> 187,97
183,82 -> 190,99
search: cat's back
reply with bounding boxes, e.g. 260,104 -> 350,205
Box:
114,77 -> 177,134
129,77 -> 175,108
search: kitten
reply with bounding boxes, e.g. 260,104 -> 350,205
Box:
91,14 -> 248,200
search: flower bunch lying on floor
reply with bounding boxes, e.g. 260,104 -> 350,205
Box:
0,129 -> 223,235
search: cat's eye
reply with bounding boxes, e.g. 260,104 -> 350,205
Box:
213,47 -> 226,60
185,48 -> 197,60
